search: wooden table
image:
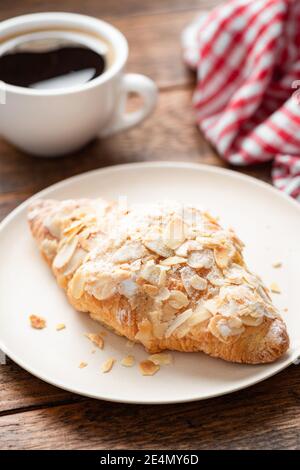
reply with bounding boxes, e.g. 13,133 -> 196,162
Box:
0,0 -> 299,451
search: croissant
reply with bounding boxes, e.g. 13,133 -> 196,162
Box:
28,198 -> 289,364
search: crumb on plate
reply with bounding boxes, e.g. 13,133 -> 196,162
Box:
270,282 -> 281,294
148,353 -> 172,366
272,262 -> 282,268
56,323 -> 66,331
121,355 -> 135,367
139,360 -> 160,376
101,357 -> 115,373
29,314 -> 46,329
85,333 -> 104,349
78,362 -> 88,369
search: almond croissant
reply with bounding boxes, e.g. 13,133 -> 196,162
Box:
28,198 -> 289,364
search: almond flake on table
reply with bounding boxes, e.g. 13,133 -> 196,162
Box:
139,360 -> 160,376
56,323 -> 66,331
78,362 -> 88,369
272,262 -> 282,268
101,357 -> 116,373
29,314 -> 46,329
121,355 -> 135,367
85,333 -> 104,349
270,282 -> 281,294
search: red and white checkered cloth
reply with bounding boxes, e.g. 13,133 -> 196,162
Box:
182,0 -> 300,201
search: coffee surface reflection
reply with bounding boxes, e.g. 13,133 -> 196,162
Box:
0,39 -> 107,89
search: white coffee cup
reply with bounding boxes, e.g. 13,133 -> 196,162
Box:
0,12 -> 158,156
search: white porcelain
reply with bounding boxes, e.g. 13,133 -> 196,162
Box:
0,13 -> 157,156
0,162 -> 299,404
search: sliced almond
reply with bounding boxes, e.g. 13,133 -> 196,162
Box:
243,271 -> 260,288
214,245 -> 231,269
270,282 -> 281,294
160,256 -> 186,266
175,240 -> 201,257
187,249 -> 214,269
63,220 -> 84,237
85,333 -> 104,349
140,261 -> 166,287
208,316 -> 224,341
156,287 -> 170,301
78,362 -> 88,369
63,248 -> 87,277
79,231 -> 100,251
130,259 -> 142,272
79,225 -> 99,241
175,303 -> 211,338
190,274 -> 207,291
56,323 -> 66,331
101,357 -> 116,373
204,298 -> 219,315
225,263 -> 245,284
162,302 -> 178,321
139,360 -> 160,376
112,242 -> 146,263
69,268 -> 86,299
218,298 -> 239,317
168,290 -> 189,309
148,353 -> 172,365
121,355 -> 135,367
87,276 -> 116,301
53,236 -> 78,269
203,211 -> 219,225
180,266 -> 196,295
206,266 -> 224,286
190,303 -> 212,325
29,314 -> 46,330
143,237 -> 174,258
196,235 -> 223,249
163,217 -> 186,250
45,215 -> 62,238
118,279 -> 139,299
41,239 -> 58,258
158,269 -> 167,287
257,285 -> 272,303
165,308 -> 193,337
209,316 -> 245,342
143,284 -> 159,297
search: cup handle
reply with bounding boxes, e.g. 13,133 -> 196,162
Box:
99,73 -> 157,137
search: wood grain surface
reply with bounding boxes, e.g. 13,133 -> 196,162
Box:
0,0 -> 297,451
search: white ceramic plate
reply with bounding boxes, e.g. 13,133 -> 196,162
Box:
0,162 -> 299,404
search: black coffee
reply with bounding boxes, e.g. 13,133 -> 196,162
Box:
0,43 -> 107,89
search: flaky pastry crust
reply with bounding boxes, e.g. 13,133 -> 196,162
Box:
28,198 -> 289,364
